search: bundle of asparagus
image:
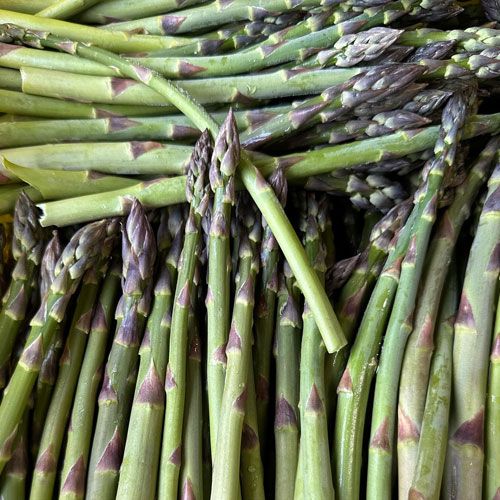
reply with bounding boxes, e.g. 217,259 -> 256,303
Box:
0,0 -> 498,498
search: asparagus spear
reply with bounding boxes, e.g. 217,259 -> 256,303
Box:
210,197 -> 261,500
274,261 -> 301,500
481,0 -> 500,20
0,192 -> 44,390
5,24 -> 346,353
30,255 -> 113,499
37,0 -> 109,20
158,133 -> 211,500
87,200 -> 156,500
443,162 -> 500,498
31,231 -> 63,459
366,81 -> 477,499
116,208 -> 181,500
253,166 -> 287,447
397,136 -> 500,497
0,0 -> 50,14
409,266 -> 458,500
59,262 -> 121,500
485,291 -> 500,499
206,110 -> 239,457
295,193 -> 335,499
0,217 -> 118,474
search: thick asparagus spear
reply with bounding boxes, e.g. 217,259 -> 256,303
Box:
0,192 -> 44,390
86,200 -> 156,500
158,133 -> 211,500
443,162 -> 500,498
485,291 -> 500,499
116,208 -> 181,500
206,110 -> 239,457
274,261 -> 301,500
37,0 -> 108,19
210,197 -> 261,500
30,258 -> 112,499
59,262 -> 121,500
397,136 -> 500,497
366,81 -> 477,499
409,266 -> 458,500
0,217 -> 118,474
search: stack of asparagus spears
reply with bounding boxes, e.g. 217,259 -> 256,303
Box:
0,0 -> 498,498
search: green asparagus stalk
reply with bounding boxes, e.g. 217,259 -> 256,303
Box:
296,193 -> 335,499
59,261 -> 121,500
78,0 -> 207,24
443,162 -> 500,498
206,110 -> 239,457
116,208 -> 180,500
485,291 -> 500,499
0,10 -> 192,53
397,136 -> 500,498
0,409 -> 28,499
0,184 -> 42,215
253,166 -> 287,447
180,306 -> 204,500
366,82 -> 476,499
274,261 -> 301,500
87,200 -> 156,500
158,133 -> 211,500
0,217 -> 118,474
241,363 -> 266,500
210,198 -> 260,500
37,0 -> 108,20
31,231 -> 63,459
409,266 -> 458,500
0,192 -> 44,389
30,259 -> 112,500
0,0 -> 51,14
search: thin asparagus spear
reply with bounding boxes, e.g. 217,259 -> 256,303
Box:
0,0 -> 50,14
409,266 -> 458,500
0,10 -> 192,53
31,232 -> 64,459
30,257 -> 112,500
366,82 -> 476,499
206,110 -> 239,457
0,192 -> 44,390
443,162 -> 500,498
210,198 -> 260,500
296,194 -> 335,499
78,0 -> 208,24
397,136 -> 500,497
158,133 -> 211,500
37,0 -> 108,20
274,261 -> 301,500
59,262 -> 121,500
116,208 -> 180,500
180,306 -> 203,500
0,409 -> 28,499
241,363 -> 266,500
87,201 -> 156,500
485,291 -> 500,499
0,217 -> 118,474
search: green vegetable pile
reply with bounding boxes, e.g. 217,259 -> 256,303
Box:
0,0 -> 498,498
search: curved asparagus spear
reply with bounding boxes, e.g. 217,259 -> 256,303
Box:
37,0 -> 107,19
0,217 -> 118,474
0,192 -> 44,390
116,208 -> 181,500
206,110 -> 239,457
210,197 -> 260,500
366,82 -> 477,499
409,266 -> 458,499
485,290 -> 500,499
397,136 -> 500,497
30,258 -> 113,499
443,162 -> 500,498
158,133 -> 211,500
87,201 -> 156,500
253,166 -> 287,447
59,261 -> 121,500
274,261 -> 301,500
